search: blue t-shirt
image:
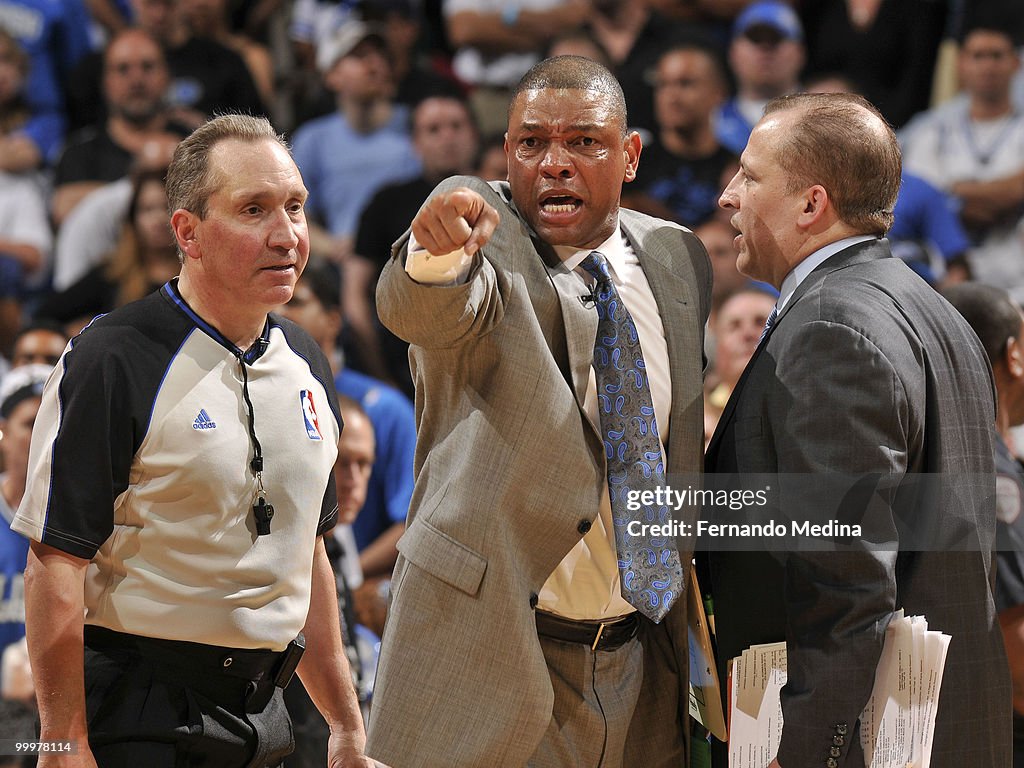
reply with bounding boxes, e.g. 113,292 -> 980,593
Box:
0,476 -> 28,670
0,0 -> 90,158
888,173 -> 970,283
292,110 -> 421,238
890,173 -> 969,261
715,99 -> 754,156
335,368 -> 416,551
0,0 -> 91,108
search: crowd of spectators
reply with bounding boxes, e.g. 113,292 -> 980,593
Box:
1,0 -> 1024,750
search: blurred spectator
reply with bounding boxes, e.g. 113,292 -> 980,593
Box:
278,263 -> 415,582
0,698 -> 35,752
901,24 -> 1024,301
351,93 -> 479,395
703,286 -> 776,446
444,0 -> 589,135
943,282 -> 1024,767
287,393 -> 377,766
67,0 -> 265,133
716,0 -> 804,154
38,166 -> 178,335
52,177 -> 133,291
586,0 -> 696,136
798,0 -> 946,128
8,320 -> 66,370
0,29 -> 59,171
293,20 -> 420,264
0,169 -> 50,355
181,0 -> 275,111
289,0 -> 359,74
0,0 -> 91,161
85,0 -> 134,37
0,364 -> 49,690
546,28 -> 609,65
331,395 -> 389,638
695,217 -> 746,317
52,29 -> 188,225
364,0 -> 463,108
889,172 -> 973,286
474,131 -> 507,180
293,0 -> 463,128
623,42 -> 737,229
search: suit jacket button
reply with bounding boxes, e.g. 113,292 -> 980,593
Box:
826,759 -> 838,768
830,747 -> 841,758
577,519 -> 592,535
835,723 -> 848,736
529,593 -> 539,608
832,735 -> 845,746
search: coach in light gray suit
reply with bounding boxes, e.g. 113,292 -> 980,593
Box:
366,56 -> 710,767
704,92 -> 1011,767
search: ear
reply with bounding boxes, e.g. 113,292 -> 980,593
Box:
1006,336 -> 1024,379
171,209 -> 201,261
326,306 -> 343,340
795,184 -> 829,229
623,131 -> 642,183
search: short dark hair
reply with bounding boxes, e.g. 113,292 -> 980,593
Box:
655,41 -> 730,93
166,114 -> 288,218
943,283 -> 1023,367
14,318 -> 68,346
763,92 -> 900,235
958,18 -> 1022,48
411,93 -> 477,136
297,260 -> 341,312
510,55 -> 628,136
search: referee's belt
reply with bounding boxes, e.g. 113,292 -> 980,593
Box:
535,610 -> 641,651
83,625 -> 301,690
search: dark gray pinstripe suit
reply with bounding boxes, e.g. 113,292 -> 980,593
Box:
705,239 -> 1012,767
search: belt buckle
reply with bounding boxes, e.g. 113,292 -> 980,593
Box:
590,622 -> 607,652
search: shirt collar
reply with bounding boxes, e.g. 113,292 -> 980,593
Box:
777,235 -> 876,312
553,218 -> 625,275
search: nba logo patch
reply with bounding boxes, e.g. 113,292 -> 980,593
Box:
300,390 -> 323,440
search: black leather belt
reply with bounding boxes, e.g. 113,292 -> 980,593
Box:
535,610 -> 641,651
83,625 -> 300,687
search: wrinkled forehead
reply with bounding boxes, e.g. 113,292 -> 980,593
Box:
509,87 -> 623,132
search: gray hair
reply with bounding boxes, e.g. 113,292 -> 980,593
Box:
166,114 -> 288,218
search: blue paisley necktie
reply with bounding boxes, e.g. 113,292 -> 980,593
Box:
579,251 -> 683,623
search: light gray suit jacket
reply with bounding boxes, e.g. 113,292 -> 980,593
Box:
704,240 -> 1011,767
366,176 -> 711,767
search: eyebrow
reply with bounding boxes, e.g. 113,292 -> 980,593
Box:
518,121 -> 606,133
231,186 -> 308,204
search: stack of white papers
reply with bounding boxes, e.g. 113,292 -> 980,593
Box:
728,612 -> 951,768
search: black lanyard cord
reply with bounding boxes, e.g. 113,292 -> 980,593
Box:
238,356 -> 264,474
238,354 -> 274,535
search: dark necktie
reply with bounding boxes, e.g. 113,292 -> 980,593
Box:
579,250 -> 683,623
759,305 -> 779,345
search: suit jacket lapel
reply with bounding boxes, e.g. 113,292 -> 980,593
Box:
706,239 -> 890,464
538,241 -> 602,437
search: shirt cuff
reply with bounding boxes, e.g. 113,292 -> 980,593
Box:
405,233 -> 474,286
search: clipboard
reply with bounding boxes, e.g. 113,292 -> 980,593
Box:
688,563 -> 727,741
